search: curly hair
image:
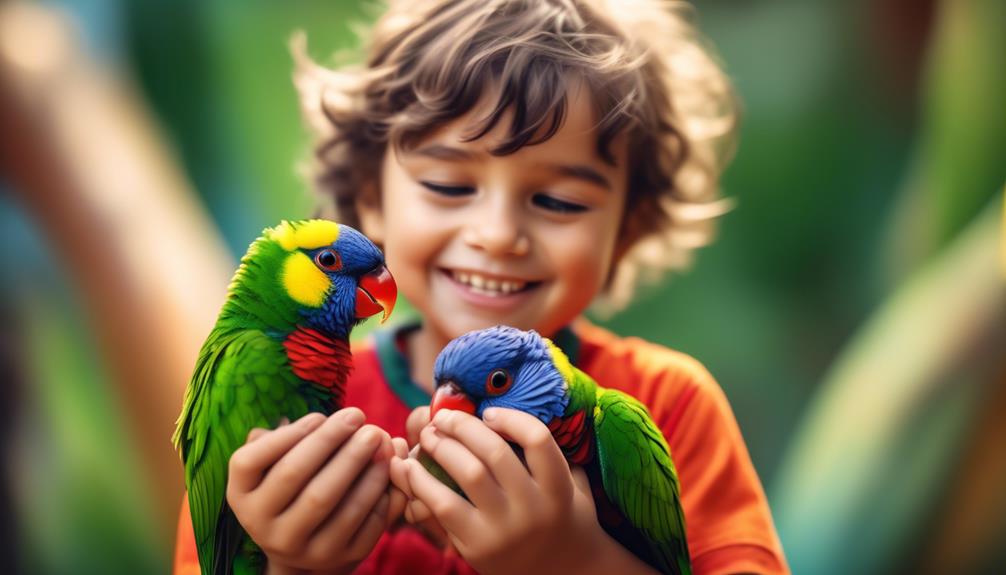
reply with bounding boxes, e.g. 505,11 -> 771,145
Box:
294,0 -> 738,311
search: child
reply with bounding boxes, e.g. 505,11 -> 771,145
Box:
173,0 -> 789,573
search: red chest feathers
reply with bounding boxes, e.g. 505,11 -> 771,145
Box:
283,327 -> 353,400
548,409 -> 594,465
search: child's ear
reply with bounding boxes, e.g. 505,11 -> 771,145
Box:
356,180 -> 385,245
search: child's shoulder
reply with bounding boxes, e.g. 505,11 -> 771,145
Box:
574,321 -> 791,574
574,319 -> 719,397
573,319 -> 740,440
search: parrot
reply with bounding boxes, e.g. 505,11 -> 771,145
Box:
422,325 -> 691,575
172,219 -> 397,575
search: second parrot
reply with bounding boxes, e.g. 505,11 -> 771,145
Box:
424,325 -> 691,575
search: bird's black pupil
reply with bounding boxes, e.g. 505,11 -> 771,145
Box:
319,251 -> 336,267
490,370 -> 507,388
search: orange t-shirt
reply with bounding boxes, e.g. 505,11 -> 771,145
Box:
174,320 -> 789,574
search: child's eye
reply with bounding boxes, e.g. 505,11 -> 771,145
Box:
420,181 -> 475,197
532,193 -> 589,214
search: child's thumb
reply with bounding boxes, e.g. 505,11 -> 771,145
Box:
406,406 -> 431,447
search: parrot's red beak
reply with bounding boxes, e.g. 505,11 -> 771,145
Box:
430,380 -> 477,419
355,264 -> 397,323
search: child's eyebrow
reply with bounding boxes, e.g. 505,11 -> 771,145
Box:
549,164 -> 611,192
410,144 -> 612,191
410,144 -> 480,162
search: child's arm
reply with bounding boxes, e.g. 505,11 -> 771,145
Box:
391,408 -> 660,575
226,409 -> 405,575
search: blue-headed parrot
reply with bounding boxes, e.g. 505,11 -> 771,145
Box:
424,325 -> 691,575
172,220 -> 397,575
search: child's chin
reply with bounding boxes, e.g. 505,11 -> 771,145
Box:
446,314 -> 535,338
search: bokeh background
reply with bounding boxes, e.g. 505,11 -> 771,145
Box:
1,0 -> 1003,574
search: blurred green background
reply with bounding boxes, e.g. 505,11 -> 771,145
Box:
1,0 -> 1003,574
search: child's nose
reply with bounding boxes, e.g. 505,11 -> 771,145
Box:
462,199 -> 530,257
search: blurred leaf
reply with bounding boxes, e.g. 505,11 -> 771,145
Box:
914,362 -> 1006,574
13,275 -> 166,574
770,196 -> 1005,574
771,0 -> 1006,569
881,0 -> 1006,285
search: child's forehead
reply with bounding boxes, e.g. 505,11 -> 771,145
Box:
401,77 -> 627,167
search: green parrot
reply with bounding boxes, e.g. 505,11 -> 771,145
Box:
424,325 -> 691,575
172,220 -> 397,575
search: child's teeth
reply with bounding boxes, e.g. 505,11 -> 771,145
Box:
451,270 -> 527,295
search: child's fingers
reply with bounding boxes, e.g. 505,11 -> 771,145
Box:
385,482 -> 408,527
304,460 -> 390,558
569,465 -> 592,497
245,427 -> 269,443
482,407 -> 571,499
343,492 -> 392,561
419,424 -> 508,514
391,436 -> 409,459
374,432 -> 395,463
404,457 -> 478,540
245,416 -> 289,445
404,498 -> 434,524
389,456 -> 414,498
430,409 -> 535,498
255,409 -> 366,512
406,406 -> 431,447
406,499 -> 452,548
279,424 -> 387,525
228,412 -> 326,493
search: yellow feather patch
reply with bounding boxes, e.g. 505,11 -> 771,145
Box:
282,252 -> 331,307
544,338 -> 575,385
270,219 -> 340,252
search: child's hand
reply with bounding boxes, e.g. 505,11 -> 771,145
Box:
226,409 -> 405,575
394,407 -> 617,575
389,405 -> 452,548
405,405 -> 431,447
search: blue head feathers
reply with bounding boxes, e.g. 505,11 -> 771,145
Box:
433,326 -> 570,423
330,225 -> 385,275
299,223 -> 394,337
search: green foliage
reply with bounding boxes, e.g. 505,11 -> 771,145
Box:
13,269 -> 165,574
881,0 -> 1006,284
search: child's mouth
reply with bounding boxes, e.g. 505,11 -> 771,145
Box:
442,268 -> 541,297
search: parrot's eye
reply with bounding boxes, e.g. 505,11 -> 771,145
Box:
485,369 -> 512,395
314,249 -> 342,272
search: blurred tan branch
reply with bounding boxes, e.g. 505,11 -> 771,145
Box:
0,3 -> 232,535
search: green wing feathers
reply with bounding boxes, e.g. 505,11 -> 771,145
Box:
594,389 -> 691,575
173,329 -> 316,574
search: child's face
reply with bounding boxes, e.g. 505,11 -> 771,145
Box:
359,82 -> 628,343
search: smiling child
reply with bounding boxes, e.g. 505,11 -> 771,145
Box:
173,1 -> 789,574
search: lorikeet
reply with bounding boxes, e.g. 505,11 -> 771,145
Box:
172,220 -> 397,575
425,326 -> 691,575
